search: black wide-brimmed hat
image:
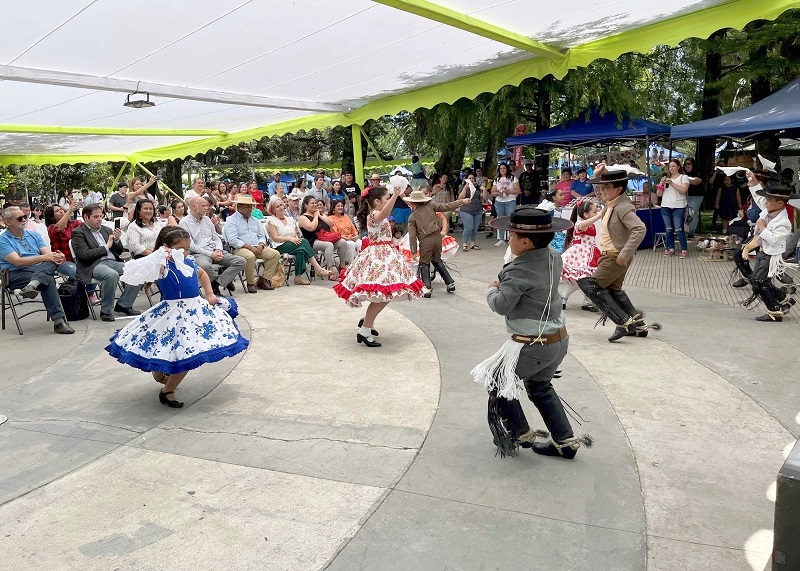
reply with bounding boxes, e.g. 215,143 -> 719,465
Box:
755,185 -> 800,201
587,169 -> 637,184
490,206 -> 573,234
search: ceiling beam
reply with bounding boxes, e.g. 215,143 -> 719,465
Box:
0,65 -> 350,114
0,124 -> 228,137
373,0 -> 565,60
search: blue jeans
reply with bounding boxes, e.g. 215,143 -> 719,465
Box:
56,261 -> 76,278
661,207 -> 688,251
495,200 -> 516,240
7,262 -> 65,321
686,196 -> 703,236
92,259 -> 140,315
461,210 -> 482,244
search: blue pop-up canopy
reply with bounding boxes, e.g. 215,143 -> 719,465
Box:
506,112 -> 671,147
671,77 -> 800,140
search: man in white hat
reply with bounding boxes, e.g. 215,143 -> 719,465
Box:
223,195 -> 280,293
405,189 -> 469,297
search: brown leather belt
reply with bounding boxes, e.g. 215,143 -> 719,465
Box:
511,327 -> 568,346
600,250 -> 620,256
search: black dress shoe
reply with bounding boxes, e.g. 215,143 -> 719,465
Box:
581,304 -> 599,312
756,312 -> 783,322
100,313 -> 115,322
358,318 -> 379,336
159,390 -> 184,408
731,278 -> 748,288
210,280 -> 221,296
608,322 -> 635,342
53,321 -> 75,334
226,282 -> 235,293
114,304 -> 141,316
356,333 -> 381,347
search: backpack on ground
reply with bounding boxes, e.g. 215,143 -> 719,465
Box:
58,278 -> 90,321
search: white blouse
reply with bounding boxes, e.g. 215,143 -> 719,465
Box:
266,215 -> 298,245
661,174 -> 689,209
126,221 -> 164,256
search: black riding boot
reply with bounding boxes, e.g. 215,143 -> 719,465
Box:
577,278 -> 636,342
419,263 -> 432,298
487,391 -> 530,457
432,260 -> 456,292
732,244 -> 753,287
609,289 -> 648,337
753,279 -> 784,322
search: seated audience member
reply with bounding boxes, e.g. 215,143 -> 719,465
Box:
328,180 -> 346,208
184,177 -> 208,202
223,195 -> 280,293
71,204 -> 142,322
126,199 -> 163,258
46,202 -> 82,266
272,183 -> 287,202
248,181 -> 265,213
0,206 -> 75,334
298,196 -> 352,280
328,200 -> 360,258
265,196 -> 331,285
27,203 -> 51,247
167,199 -> 186,226
179,196 -> 244,296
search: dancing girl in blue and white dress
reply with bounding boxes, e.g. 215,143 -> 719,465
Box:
106,227 -> 248,408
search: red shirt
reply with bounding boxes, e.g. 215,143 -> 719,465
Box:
48,219 -> 82,261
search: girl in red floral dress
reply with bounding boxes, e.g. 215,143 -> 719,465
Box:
559,200 -> 603,309
334,185 -> 425,347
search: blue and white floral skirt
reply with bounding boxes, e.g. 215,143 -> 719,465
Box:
106,296 -> 248,375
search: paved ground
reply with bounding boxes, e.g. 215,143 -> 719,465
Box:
1,236 -> 797,570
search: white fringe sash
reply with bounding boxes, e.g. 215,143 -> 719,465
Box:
768,255 -> 799,279
471,339 -> 525,401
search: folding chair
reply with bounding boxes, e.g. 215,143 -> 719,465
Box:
1,269 -> 59,335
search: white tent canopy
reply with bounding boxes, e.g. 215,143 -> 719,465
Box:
0,0 -> 795,165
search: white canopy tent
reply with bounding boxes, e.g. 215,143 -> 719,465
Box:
0,0 -> 796,175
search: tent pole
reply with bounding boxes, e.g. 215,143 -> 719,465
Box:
137,162 -> 182,202
361,129 -> 387,174
351,124 -> 365,189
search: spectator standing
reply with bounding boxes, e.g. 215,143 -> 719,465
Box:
180,197 -> 244,296
490,163 -> 520,245
409,155 -> 427,190
223,195 -> 280,293
517,161 -> 539,204
267,171 -> 282,196
309,175 -> 329,209
457,176 -> 487,251
570,168 -> 595,199
107,182 -> 129,218
341,171 -> 361,202
683,158 -> 704,237
657,158 -> 690,258
4,183 -> 24,207
715,176 -> 742,234
0,206 -> 74,333
555,168 -> 573,196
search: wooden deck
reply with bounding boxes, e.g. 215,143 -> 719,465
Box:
450,233 -> 799,325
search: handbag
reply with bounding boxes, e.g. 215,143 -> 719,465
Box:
316,229 -> 342,242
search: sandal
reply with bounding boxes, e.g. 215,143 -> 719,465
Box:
462,245 -> 469,252
471,244 -> 480,250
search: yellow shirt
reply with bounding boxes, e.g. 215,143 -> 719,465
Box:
600,195 -> 622,253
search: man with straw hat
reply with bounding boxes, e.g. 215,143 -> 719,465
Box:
471,206 -> 592,459
404,188 -> 469,297
223,194 -> 280,293
577,165 -> 656,342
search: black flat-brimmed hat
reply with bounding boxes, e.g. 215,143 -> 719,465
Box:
755,185 -> 800,201
490,206 -> 573,234
587,169 -> 636,184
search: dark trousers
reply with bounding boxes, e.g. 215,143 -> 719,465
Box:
7,261 -> 65,321
496,338 -> 573,442
418,234 -> 443,264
